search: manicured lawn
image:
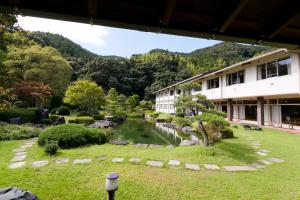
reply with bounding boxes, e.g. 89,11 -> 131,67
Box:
1,126 -> 300,199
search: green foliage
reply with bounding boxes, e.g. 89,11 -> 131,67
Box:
199,113 -> 230,128
49,114 -> 59,122
44,140 -> 59,155
173,117 -> 189,127
0,87 -> 17,110
139,100 -> 152,110
175,111 -> 184,117
42,118 -> 52,125
126,94 -> 140,111
221,127 -> 234,139
0,124 -> 40,141
64,80 -> 105,112
0,107 -> 37,123
74,116 -> 95,125
127,110 -> 144,118
38,124 -> 107,148
50,96 -> 63,110
55,106 -> 70,115
147,111 -> 160,118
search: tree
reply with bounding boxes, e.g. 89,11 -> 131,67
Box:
0,87 -> 17,110
13,81 -> 52,108
106,88 -> 121,115
64,80 -> 105,112
4,39 -> 73,95
126,94 -> 140,112
139,100 -> 153,110
175,93 -> 227,146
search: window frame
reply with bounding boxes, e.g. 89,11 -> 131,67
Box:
226,70 -> 245,86
257,57 -> 291,80
207,77 -> 220,90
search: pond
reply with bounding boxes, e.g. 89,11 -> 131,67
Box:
112,119 -> 201,146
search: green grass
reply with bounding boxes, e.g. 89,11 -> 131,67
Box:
1,126 -> 300,199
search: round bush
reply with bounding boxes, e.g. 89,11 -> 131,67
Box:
0,125 -> 40,141
75,116 -> 95,125
221,127 -> 234,138
56,106 -> 70,115
38,124 -> 107,149
45,140 -> 59,155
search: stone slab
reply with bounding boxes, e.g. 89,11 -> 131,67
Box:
129,157 -> 142,163
204,164 -> 220,170
110,139 -> 129,145
257,160 -> 273,165
259,149 -> 270,153
112,157 -> 124,163
168,160 -> 180,166
223,166 -> 257,171
146,160 -> 164,167
134,143 -> 148,148
73,158 -> 92,164
32,160 -> 49,168
267,157 -> 284,163
250,162 -> 266,169
149,144 -> 163,148
255,151 -> 268,156
13,148 -> 26,153
15,152 -> 27,156
11,155 -> 27,162
21,144 -> 33,148
55,158 -> 69,164
9,161 -> 25,169
98,155 -> 106,161
185,163 -> 200,171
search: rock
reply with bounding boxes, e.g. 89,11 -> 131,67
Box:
129,157 -> 142,163
266,157 -> 284,163
55,158 -> 69,164
73,158 -> 92,164
21,144 -> 33,148
255,151 -> 268,156
15,152 -> 27,156
223,166 -> 257,171
53,116 -> 65,125
9,117 -> 22,124
32,160 -> 49,168
134,143 -> 148,148
146,160 -> 164,167
257,160 -> 273,165
249,162 -> 266,169
11,155 -> 27,162
168,160 -> 180,166
180,139 -> 196,146
110,139 -> 129,145
181,126 -> 194,132
9,162 -> 25,169
185,163 -> 200,171
0,187 -> 40,200
203,164 -> 220,170
13,148 -> 26,153
112,157 -> 124,163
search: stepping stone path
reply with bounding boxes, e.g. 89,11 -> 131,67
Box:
55,158 -> 69,164
32,160 -> 49,168
73,158 -> 92,164
257,160 -> 273,165
9,161 -> 25,169
267,157 -> 284,163
168,160 -> 180,166
223,166 -> 257,172
112,157 -> 124,163
146,160 -> 164,167
204,164 -> 220,170
9,138 -> 37,169
185,163 -> 200,171
250,162 -> 266,169
255,151 -> 268,156
129,157 -> 142,163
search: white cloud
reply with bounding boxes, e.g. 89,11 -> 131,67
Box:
17,16 -> 109,48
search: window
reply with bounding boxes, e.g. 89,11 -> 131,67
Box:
226,70 -> 245,86
170,90 -> 174,96
207,77 -> 219,89
257,57 -> 291,80
177,89 -> 181,95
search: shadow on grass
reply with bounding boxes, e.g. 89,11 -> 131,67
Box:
216,140 -> 257,164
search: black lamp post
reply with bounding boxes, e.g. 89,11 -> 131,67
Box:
105,173 -> 119,200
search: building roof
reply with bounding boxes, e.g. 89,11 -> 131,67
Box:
1,0 -> 300,49
153,48 -> 288,93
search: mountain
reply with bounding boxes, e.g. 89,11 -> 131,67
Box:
26,31 -> 276,99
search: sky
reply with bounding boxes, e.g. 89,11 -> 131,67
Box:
17,16 -> 221,58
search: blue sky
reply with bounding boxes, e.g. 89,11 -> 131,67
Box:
18,16 -> 221,57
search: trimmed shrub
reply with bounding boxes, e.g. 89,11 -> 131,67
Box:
49,114 -> 59,122
75,116 -> 95,125
221,127 -> 234,138
38,124 -> 107,148
55,106 -> 70,115
44,140 -> 59,155
175,111 -> 184,118
0,108 -> 38,123
0,125 -> 40,141
42,119 -> 52,125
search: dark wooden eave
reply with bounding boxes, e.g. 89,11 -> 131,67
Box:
0,0 -> 299,49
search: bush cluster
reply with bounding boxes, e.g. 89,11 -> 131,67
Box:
0,108 -> 38,123
44,140 -> 59,155
0,125 -> 40,141
221,127 -> 234,138
76,111 -> 104,120
68,116 -> 95,125
38,124 -> 107,148
49,114 -> 59,122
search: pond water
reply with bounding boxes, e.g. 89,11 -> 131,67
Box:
112,119 -> 201,146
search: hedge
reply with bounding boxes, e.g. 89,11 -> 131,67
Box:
0,108 -> 38,123
38,124 -> 107,148
0,125 -> 40,141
